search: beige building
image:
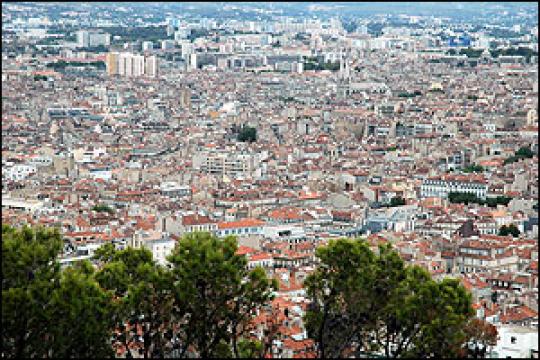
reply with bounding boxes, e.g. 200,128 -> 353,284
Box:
106,52 -> 158,78
105,52 -> 118,75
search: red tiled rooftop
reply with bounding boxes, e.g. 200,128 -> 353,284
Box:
236,245 -> 257,256
217,218 -> 265,230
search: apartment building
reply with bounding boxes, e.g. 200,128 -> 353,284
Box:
192,150 -> 261,178
106,52 -> 158,78
456,239 -> 519,274
129,229 -> 176,266
215,218 -> 265,237
76,30 -> 110,48
4,164 -> 37,181
421,175 -> 488,199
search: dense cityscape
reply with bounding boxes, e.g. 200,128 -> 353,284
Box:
2,2 -> 538,358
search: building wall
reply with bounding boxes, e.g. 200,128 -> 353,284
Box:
150,239 -> 176,266
421,179 -> 488,199
107,52 -> 158,78
493,326 -> 538,359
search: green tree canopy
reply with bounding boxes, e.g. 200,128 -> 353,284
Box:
304,238 -> 474,358
498,224 -> 520,237
515,146 -> 534,158
2,225 -> 62,358
448,192 -> 511,207
94,245 -> 174,357
237,125 -> 257,143
167,232 -> 276,358
2,225 -> 114,358
47,261 -> 116,358
94,231 -> 276,358
504,146 -> 535,165
390,197 -> 406,207
92,204 -> 114,214
462,164 -> 484,173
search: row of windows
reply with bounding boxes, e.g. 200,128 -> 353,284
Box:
221,227 -> 261,236
205,161 -> 246,166
422,188 -> 485,195
423,181 -> 486,188
422,184 -> 486,190
460,248 -> 490,256
189,225 -> 217,232
203,166 -> 248,171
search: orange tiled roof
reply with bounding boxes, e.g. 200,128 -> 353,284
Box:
236,245 -> 257,256
249,252 -> 273,261
500,306 -> 538,323
183,214 -> 214,226
218,218 -> 265,230
267,207 -> 303,221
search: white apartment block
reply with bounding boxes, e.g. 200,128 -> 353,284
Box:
492,325 -> 538,358
161,40 -> 175,50
76,30 -> 90,48
27,155 -> 53,167
122,54 -> 133,76
129,230 -> 176,266
89,32 -> 110,47
420,176 -> 488,199
76,30 -> 110,48
145,55 -> 158,77
132,55 -> 145,77
192,150 -> 260,179
4,164 -> 37,181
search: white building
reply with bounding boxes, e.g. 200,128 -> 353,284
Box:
160,182 -> 191,198
76,30 -> 110,48
72,146 -> 107,163
145,56 -> 158,78
192,150 -> 261,179
122,53 -> 133,76
174,28 -> 190,41
215,218 -> 265,238
1,197 -> 44,212
27,155 -> 53,167
180,41 -> 194,60
420,176 -> 488,199
492,325 -> 538,358
129,230 -> 176,266
5,164 -> 37,181
247,253 -> 274,270
132,54 -> 146,77
262,225 -> 307,246
161,40 -> 175,50
88,168 -> 112,181
76,30 -> 90,48
89,32 -> 110,47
